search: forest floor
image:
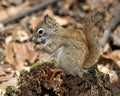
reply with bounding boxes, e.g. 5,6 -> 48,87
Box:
0,0 -> 120,96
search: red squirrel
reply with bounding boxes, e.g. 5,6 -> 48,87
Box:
33,8 -> 105,77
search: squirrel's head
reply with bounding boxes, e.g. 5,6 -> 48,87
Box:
33,15 -> 60,44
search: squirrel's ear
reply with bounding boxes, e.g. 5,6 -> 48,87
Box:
44,15 -> 53,27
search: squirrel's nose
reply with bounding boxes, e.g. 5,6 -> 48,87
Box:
33,37 -> 46,44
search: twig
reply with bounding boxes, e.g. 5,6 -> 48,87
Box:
100,3 -> 120,47
0,0 -> 59,25
0,24 -> 18,32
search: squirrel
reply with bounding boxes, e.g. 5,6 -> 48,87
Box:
33,8 -> 105,77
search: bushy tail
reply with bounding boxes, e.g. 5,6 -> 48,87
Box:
82,8 -> 105,69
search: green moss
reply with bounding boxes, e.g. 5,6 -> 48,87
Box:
17,69 -> 29,87
4,61 -> 54,96
103,90 -> 111,96
117,94 -> 120,96
4,86 -> 19,96
19,69 -> 28,77
95,69 -> 103,87
30,61 -> 54,71
17,61 -> 54,89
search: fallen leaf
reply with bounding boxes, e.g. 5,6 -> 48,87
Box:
103,43 -> 111,53
111,26 -> 120,47
5,42 -> 38,70
0,66 -> 6,76
29,15 -> 43,30
0,74 -> 13,83
0,76 -> 18,94
106,50 -> 120,68
64,0 -> 76,9
107,50 -> 120,61
0,9 -> 8,21
54,16 -> 68,26
7,2 -> 28,16
12,30 -> 30,42
97,55 -> 119,83
29,8 -> 54,30
98,64 -> 118,83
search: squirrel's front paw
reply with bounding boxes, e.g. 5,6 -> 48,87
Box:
34,44 -> 44,50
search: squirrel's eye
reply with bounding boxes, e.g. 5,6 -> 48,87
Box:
37,28 -> 44,35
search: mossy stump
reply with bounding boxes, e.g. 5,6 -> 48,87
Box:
4,62 -> 120,96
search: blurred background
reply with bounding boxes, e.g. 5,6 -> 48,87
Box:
0,0 -> 120,94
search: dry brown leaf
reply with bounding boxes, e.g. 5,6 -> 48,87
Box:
5,42 -> 17,69
0,0 -> 10,7
116,61 -> 120,68
0,9 -> 9,21
7,2 -> 28,16
106,50 -> 120,68
97,55 -> 119,83
64,0 -> 76,9
107,50 -> 120,60
5,42 -> 38,70
29,15 -> 43,30
0,74 -> 14,83
43,8 -> 54,17
0,2 -> 28,21
57,16 -> 75,28
103,43 -> 111,53
111,26 -> 120,47
5,36 -> 13,45
4,25 -> 30,45
12,30 -> 30,42
4,27 -> 38,70
0,66 -> 6,76
0,77 -> 18,94
98,64 -> 118,83
1,25 -> 22,35
29,8 -> 55,30
23,42 -> 38,63
54,16 -> 68,26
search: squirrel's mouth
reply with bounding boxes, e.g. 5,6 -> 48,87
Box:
33,38 -> 46,50
40,39 -> 46,44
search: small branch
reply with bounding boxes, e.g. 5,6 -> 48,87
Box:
100,3 -> 120,47
0,24 -> 18,32
0,0 -> 59,25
